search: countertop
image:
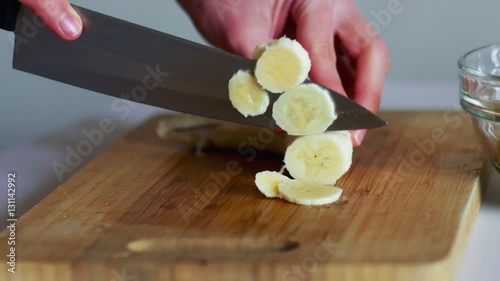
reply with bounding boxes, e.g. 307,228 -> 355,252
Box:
0,105 -> 499,280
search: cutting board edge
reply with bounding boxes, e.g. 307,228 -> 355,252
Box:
444,177 -> 482,279
0,111 -> 486,281
0,258 -> 472,281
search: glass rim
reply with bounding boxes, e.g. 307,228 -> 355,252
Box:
458,42 -> 500,82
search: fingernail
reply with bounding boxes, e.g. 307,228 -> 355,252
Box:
59,9 -> 82,38
354,130 -> 367,146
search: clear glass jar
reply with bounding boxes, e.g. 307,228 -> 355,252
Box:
459,43 -> 500,173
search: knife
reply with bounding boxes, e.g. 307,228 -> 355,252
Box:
1,2 -> 387,131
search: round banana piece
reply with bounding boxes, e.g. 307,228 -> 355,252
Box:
272,84 -> 337,135
255,37 -> 311,93
228,70 -> 270,117
284,131 -> 353,185
278,180 -> 343,206
255,171 -> 290,198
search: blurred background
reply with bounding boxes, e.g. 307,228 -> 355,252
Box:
0,0 -> 499,150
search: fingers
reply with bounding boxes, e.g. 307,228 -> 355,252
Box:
336,8 -> 390,146
223,0 -> 294,58
352,40 -> 390,113
19,0 -> 82,40
336,10 -> 390,114
221,4 -> 277,58
291,0 -> 345,95
225,23 -> 273,59
350,40 -> 389,146
292,1 -> 365,146
334,40 -> 356,97
186,2 -> 274,59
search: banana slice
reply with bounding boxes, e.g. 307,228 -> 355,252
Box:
255,171 -> 290,198
284,131 -> 353,185
252,42 -> 270,60
228,70 -> 270,117
278,180 -> 343,206
272,84 -> 337,135
255,37 -> 311,93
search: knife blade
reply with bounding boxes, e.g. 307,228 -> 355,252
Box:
5,4 -> 387,131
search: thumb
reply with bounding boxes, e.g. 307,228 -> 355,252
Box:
19,0 -> 82,40
220,5 -> 274,59
226,24 -> 273,59
291,1 -> 344,95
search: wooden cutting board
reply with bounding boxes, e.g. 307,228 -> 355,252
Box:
0,111 -> 486,281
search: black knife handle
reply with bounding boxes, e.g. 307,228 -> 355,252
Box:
0,0 -> 20,31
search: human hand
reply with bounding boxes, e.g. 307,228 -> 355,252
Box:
178,0 -> 390,146
19,0 -> 82,40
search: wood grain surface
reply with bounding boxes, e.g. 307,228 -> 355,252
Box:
0,111 -> 486,281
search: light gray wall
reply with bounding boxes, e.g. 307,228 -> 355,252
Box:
0,0 -> 498,150
359,0 -> 498,83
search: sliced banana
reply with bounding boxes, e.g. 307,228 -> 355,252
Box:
254,37 -> 311,93
252,42 -> 270,60
231,38 -> 355,206
284,131 -> 353,185
272,84 -> 337,135
255,171 -> 290,198
278,180 -> 343,206
228,70 -> 270,117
